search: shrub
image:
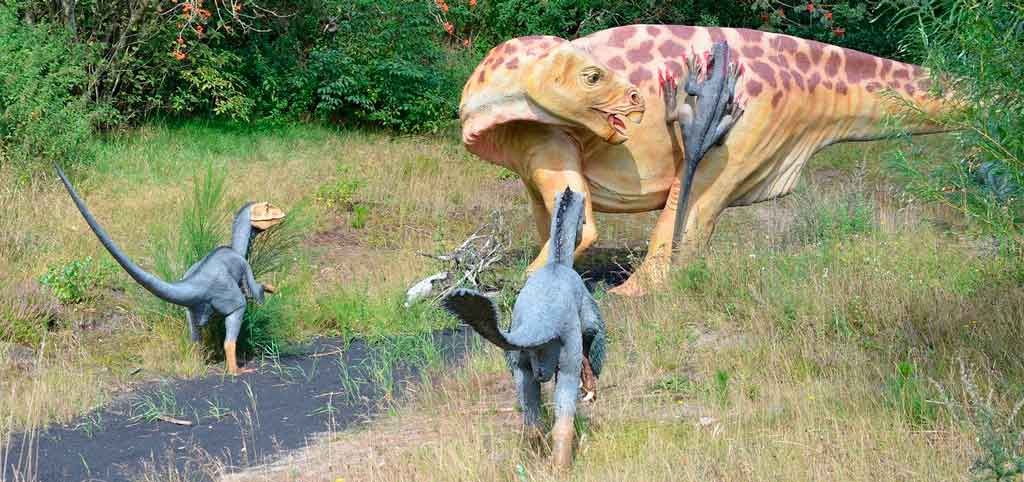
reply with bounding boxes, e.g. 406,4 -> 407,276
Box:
309,0 -> 463,132
883,360 -> 938,427
890,0 -> 1023,249
38,257 -> 114,305
0,5 -> 97,173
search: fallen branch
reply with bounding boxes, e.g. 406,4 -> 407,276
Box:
405,210 -> 511,308
156,415 -> 194,426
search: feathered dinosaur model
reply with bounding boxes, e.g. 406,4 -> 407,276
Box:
442,187 -> 606,469
660,41 -> 746,259
55,166 -> 285,375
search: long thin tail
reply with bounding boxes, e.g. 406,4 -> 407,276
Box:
838,60 -> 962,142
54,165 -> 195,306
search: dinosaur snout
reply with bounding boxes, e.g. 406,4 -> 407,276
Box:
624,88 -> 645,124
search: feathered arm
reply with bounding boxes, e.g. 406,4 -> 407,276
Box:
441,288 -> 521,351
581,296 -> 606,377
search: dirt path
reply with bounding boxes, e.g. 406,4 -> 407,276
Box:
2,328 -> 471,482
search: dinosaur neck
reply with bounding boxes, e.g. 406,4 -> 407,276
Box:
547,192 -> 583,267
56,167 -> 197,307
230,202 -> 256,258
829,61 -> 956,143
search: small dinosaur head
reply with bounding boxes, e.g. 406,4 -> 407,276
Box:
523,43 -> 645,144
249,202 -> 286,231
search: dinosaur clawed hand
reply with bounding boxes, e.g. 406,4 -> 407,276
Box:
659,44 -> 748,147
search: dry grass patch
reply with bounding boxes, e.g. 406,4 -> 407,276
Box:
225,136 -> 1022,481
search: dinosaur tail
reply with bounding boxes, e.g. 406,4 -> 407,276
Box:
842,62 -> 963,142
546,187 -> 586,267
55,165 -> 196,306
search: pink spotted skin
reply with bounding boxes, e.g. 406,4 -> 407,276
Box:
459,25 -> 957,296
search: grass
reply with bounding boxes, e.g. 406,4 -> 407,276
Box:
2,122 -> 1021,481
226,133 -> 1021,482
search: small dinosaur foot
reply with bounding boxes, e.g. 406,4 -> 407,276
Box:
580,356 -> 598,403
551,417 -> 575,469
224,341 -> 257,376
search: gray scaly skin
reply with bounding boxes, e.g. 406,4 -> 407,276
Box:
660,41 -> 746,261
442,187 -> 606,469
56,166 -> 268,375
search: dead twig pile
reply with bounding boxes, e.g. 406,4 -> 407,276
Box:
405,210 -> 511,308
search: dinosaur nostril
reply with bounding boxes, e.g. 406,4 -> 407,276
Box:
628,89 -> 642,105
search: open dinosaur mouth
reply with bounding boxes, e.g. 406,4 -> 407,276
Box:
608,114 -> 627,136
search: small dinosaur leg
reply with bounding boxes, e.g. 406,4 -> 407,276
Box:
513,357 -> 544,445
580,356 -> 597,402
224,308 -> 254,375
551,367 -> 581,469
186,309 -> 201,343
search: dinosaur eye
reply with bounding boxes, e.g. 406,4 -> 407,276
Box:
582,68 -> 602,86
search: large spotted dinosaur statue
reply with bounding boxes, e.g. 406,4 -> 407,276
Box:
460,25 -> 955,296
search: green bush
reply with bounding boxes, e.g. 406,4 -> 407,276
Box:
0,5 -> 97,172
309,0 -> 463,132
890,0 -> 1023,248
38,256 -> 113,304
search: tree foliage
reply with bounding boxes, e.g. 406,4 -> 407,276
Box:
0,0 -> 933,170
889,0 -> 1023,248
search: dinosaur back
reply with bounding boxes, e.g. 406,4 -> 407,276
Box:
459,35 -> 573,167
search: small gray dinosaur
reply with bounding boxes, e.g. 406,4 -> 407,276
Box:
442,187 -> 606,469
56,166 -> 282,375
661,41 -> 746,261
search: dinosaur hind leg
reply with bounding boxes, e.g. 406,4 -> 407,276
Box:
513,355 -> 544,446
224,308 -> 255,375
551,366 -> 581,469
609,149 -> 733,297
522,132 -> 596,275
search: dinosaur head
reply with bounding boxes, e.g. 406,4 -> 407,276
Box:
523,43 -> 645,144
249,202 -> 286,231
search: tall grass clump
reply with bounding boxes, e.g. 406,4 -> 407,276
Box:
890,0 -> 1023,249
148,164 -> 307,359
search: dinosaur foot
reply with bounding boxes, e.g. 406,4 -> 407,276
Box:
551,417 -> 575,469
224,341 -> 257,376
229,366 -> 257,375
580,356 -> 598,403
608,275 -> 647,297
